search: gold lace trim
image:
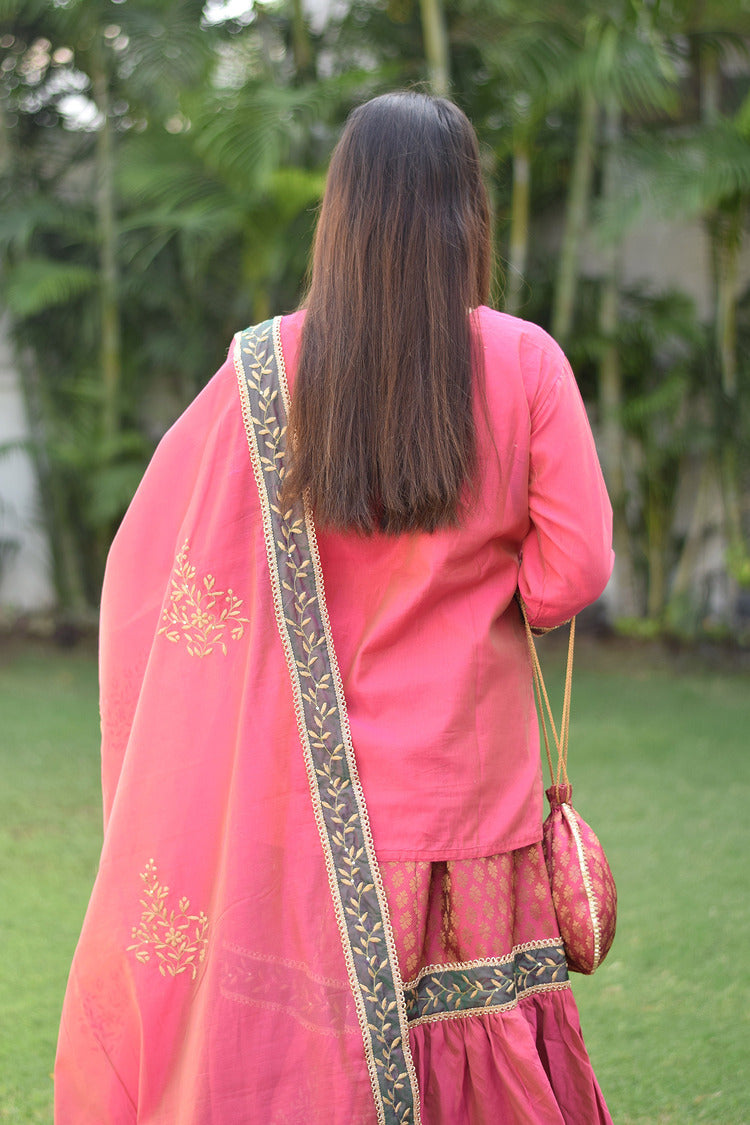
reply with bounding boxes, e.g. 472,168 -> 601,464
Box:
408,981 -> 572,1027
402,938 -> 564,990
561,802 -> 602,969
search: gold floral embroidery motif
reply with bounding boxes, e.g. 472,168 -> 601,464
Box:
127,859 -> 209,979
158,539 -> 249,657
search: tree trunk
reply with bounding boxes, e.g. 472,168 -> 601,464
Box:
700,45 -> 747,584
290,0 -> 314,80
699,45 -> 720,126
418,0 -> 450,97
645,476 -> 667,620
17,347 -> 89,612
504,133 -> 531,316
597,99 -> 639,618
0,91 -> 11,177
667,452 -> 722,632
551,90 -> 597,347
714,206 -> 741,400
92,49 -> 120,445
713,207 -> 745,569
1,86 -> 86,612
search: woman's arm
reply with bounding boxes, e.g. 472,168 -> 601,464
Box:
518,337 -> 614,630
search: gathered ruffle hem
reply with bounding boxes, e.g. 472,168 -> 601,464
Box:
380,842 -> 613,1125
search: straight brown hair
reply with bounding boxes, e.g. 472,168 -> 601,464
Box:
282,91 -> 492,534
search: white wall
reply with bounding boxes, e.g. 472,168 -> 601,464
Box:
0,318 -> 55,611
583,211 -> 750,317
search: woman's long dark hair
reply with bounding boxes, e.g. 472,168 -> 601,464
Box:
282,91 -> 492,534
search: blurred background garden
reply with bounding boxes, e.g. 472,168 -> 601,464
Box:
0,0 -> 749,1121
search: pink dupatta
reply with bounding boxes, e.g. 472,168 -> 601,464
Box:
56,320 -> 404,1122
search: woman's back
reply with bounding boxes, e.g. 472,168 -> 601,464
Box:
281,305 -> 612,860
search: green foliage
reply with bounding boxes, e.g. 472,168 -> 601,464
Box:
612,615 -> 663,639
0,1 -> 361,608
2,258 -> 98,316
617,125 -> 750,222
0,0 -> 749,621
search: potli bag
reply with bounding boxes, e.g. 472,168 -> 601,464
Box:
519,600 -> 617,975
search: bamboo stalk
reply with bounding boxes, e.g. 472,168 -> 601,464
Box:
551,90 -> 597,346
505,134 -> 530,316
598,98 -> 639,618
92,47 -> 121,444
418,0 -> 450,97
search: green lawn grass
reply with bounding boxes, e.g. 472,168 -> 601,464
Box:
0,640 -> 101,1125
563,639 -> 750,1125
1,635 -> 748,1124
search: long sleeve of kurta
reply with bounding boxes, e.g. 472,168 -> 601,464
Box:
516,332 -> 614,629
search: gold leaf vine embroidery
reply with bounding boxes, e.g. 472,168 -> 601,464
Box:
238,323 -> 415,1124
127,859 -> 209,979
158,540 -> 249,657
416,968 -> 514,1016
404,944 -> 568,1023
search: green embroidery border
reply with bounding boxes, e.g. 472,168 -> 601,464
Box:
404,942 -> 569,1026
234,319 -> 421,1125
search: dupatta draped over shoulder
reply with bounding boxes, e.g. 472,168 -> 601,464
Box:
55,308 -> 614,1124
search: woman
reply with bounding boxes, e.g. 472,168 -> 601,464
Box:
55,92 -> 614,1124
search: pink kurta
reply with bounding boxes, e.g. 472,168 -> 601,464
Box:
281,306 -> 613,860
55,307 -> 614,1124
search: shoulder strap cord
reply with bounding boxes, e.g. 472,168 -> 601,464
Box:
517,596 -> 575,789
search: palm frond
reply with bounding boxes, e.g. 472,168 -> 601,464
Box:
0,197 -> 96,253
0,0 -> 49,25
86,460 -> 149,525
633,125 -> 750,214
115,1 -> 215,107
2,258 -> 98,316
594,119 -> 750,242
187,84 -> 318,190
566,22 -> 679,116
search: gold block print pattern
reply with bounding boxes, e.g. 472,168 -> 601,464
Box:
158,539 -> 249,657
127,859 -> 209,979
378,863 -> 433,982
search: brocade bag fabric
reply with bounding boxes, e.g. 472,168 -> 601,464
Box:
542,783 -> 617,975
